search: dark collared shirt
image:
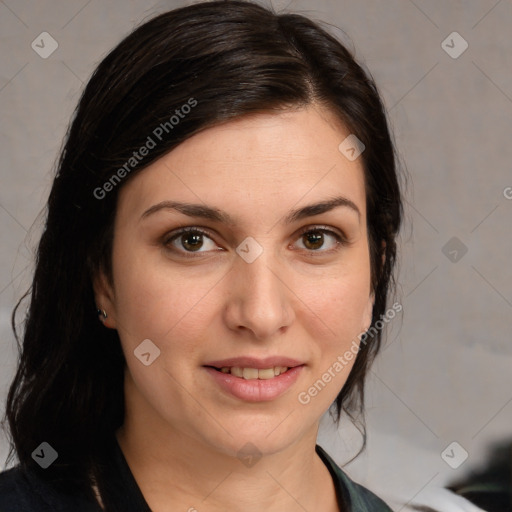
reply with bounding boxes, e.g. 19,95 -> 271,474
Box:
0,441 -> 393,511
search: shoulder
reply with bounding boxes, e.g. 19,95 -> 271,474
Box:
0,466 -> 35,511
0,465 -> 100,512
315,444 -> 394,512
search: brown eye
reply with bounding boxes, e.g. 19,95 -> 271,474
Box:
294,227 -> 344,252
303,230 -> 324,250
180,232 -> 204,251
165,228 -> 219,254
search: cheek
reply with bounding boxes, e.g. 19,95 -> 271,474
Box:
297,263 -> 372,343
110,258 -> 218,412
111,245 -> 222,354
294,271 -> 371,406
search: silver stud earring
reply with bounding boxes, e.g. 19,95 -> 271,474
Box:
97,308 -> 108,320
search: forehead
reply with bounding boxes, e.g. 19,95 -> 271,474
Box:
116,105 -> 367,225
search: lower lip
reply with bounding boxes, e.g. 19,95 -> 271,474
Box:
203,366 -> 304,402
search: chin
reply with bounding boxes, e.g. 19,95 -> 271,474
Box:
192,415 -> 309,459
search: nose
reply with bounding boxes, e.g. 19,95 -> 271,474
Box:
223,251 -> 295,340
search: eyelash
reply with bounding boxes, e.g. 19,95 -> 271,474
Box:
162,225 -> 347,257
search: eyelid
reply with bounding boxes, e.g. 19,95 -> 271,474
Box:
295,224 -> 348,241
163,225 -> 215,243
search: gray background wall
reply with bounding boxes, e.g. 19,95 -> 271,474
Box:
1,0 -> 511,509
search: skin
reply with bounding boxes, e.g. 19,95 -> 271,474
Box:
94,103 -> 374,512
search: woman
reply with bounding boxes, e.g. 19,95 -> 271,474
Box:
0,1 -> 402,510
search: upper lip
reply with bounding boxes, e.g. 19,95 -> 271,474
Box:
204,356 -> 305,369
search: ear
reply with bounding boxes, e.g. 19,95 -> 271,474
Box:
92,270 -> 117,329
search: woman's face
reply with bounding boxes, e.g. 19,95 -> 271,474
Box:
95,104 -> 374,457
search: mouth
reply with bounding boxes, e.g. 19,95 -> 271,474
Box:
205,365 -> 294,380
202,356 -> 305,402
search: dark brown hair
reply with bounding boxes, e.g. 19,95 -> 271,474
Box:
3,0 -> 402,507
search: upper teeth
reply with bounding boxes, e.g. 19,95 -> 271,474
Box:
220,367 -> 289,379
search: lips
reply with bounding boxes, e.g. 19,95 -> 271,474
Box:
203,356 -> 305,401
204,364 -> 304,402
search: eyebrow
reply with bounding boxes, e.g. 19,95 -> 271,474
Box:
140,195 -> 361,224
